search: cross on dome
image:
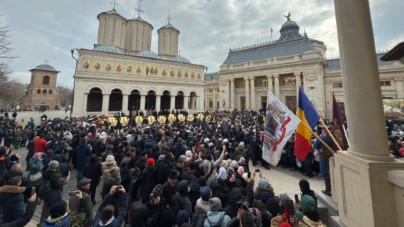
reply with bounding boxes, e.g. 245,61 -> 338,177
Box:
135,5 -> 144,18
44,59 -> 49,64
166,11 -> 172,24
110,0 -> 118,10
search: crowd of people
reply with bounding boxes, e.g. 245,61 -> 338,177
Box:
0,109 -> 329,227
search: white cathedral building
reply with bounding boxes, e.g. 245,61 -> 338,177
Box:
72,4 -> 205,116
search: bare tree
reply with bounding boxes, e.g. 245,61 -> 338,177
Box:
56,85 -> 73,108
0,15 -> 18,62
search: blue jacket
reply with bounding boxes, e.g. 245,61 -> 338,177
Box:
204,211 -> 231,227
43,215 -> 69,227
0,185 -> 25,223
76,143 -> 92,171
93,193 -> 128,227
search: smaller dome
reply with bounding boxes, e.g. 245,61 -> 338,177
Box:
158,23 -> 180,33
171,56 -> 191,64
280,19 -> 299,30
128,17 -> 153,28
136,51 -> 162,59
30,64 -> 58,72
93,45 -> 124,54
98,9 -> 125,19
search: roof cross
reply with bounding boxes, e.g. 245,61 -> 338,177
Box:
135,5 -> 144,18
110,0 -> 118,10
44,59 -> 49,64
166,11 -> 172,24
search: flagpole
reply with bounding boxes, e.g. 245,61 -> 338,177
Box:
300,121 -> 336,155
319,118 -> 343,151
342,125 -> 350,147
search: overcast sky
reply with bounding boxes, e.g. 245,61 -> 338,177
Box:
2,0 -> 403,86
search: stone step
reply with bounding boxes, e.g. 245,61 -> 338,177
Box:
316,191 -> 339,217
329,216 -> 347,227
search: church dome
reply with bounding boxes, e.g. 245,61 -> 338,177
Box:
97,9 -> 126,19
170,56 -> 191,64
158,23 -> 180,33
128,17 -> 153,28
277,18 -> 303,42
93,45 -> 124,54
136,51 -> 162,59
281,19 -> 299,30
30,63 -> 59,72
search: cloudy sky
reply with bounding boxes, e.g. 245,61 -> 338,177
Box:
2,0 -> 403,86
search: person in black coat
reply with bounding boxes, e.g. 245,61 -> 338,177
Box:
140,158 -> 157,204
50,154 -> 69,180
2,164 -> 27,188
0,176 -> 25,224
180,162 -> 196,184
135,152 -> 147,172
0,193 -> 37,227
83,154 -> 103,203
172,138 -> 186,160
102,167 -> 120,199
42,161 -> 63,221
157,154 -> 173,185
162,171 -> 178,206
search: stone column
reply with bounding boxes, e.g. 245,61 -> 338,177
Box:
332,0 -> 404,226
170,95 -> 176,110
267,76 -> 273,93
184,96 -> 189,110
295,73 -> 301,100
395,78 -> 404,98
244,77 -> 250,109
155,95 -> 161,110
230,79 -> 235,110
140,95 -> 146,111
213,89 -> 217,110
250,77 -> 256,110
274,75 -> 280,98
102,94 -> 110,112
122,94 -> 129,113
82,93 -> 88,112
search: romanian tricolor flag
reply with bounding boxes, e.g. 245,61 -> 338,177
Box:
295,87 -> 320,161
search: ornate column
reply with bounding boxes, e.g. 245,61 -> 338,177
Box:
122,94 -> 129,113
140,95 -> 146,111
230,79 -> 235,110
274,75 -> 280,98
102,94 -> 110,112
332,0 -> 404,226
250,77 -> 256,110
155,95 -> 161,110
170,95 -> 176,110
82,93 -> 88,112
244,77 -> 250,109
267,75 -> 273,93
213,89 -> 217,110
184,96 -> 189,109
395,78 -> 404,98
295,73 -> 301,100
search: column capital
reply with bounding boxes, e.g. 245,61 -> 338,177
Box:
274,75 -> 279,78
156,94 -> 162,97
229,78 -> 234,81
294,72 -> 301,76
244,76 -> 249,80
250,76 -> 255,81
394,78 -> 403,81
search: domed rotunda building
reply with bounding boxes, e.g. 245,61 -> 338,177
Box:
72,4 -> 205,116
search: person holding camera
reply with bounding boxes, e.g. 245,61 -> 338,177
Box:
0,193 -> 37,227
93,185 -> 128,227
69,179 -> 93,227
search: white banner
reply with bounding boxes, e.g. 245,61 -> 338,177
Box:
262,91 -> 300,166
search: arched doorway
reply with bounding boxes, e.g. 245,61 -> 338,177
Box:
145,90 -> 156,110
109,89 -> 123,111
190,92 -> 196,109
87,88 -> 103,112
175,91 -> 184,109
161,90 -> 171,110
128,89 -> 140,111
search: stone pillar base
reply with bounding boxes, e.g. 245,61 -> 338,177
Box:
334,151 -> 404,227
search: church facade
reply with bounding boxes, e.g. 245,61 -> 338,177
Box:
204,16 -> 404,119
72,6 -> 205,116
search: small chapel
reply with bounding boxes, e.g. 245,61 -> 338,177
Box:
72,3 -> 205,116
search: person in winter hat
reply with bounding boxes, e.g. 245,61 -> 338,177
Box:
195,186 -> 211,212
204,197 -> 230,227
298,205 -> 324,227
295,195 -> 317,220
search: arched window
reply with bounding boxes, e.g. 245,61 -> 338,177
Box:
42,89 -> 47,94
43,76 -> 50,85
49,90 -> 52,94
37,89 -> 41,94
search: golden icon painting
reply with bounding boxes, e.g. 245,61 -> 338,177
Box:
105,62 -> 112,72
94,61 -> 101,72
116,63 -> 123,73
83,59 -> 90,70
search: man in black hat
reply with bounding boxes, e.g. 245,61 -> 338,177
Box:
162,170 -> 178,205
69,178 -> 93,226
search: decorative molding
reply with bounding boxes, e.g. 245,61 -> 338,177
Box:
305,70 -> 319,81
